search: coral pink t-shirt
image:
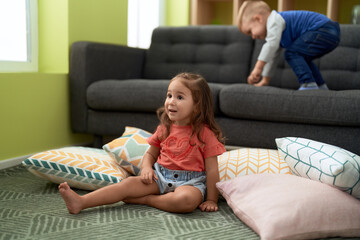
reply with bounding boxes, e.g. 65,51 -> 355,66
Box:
147,124 -> 226,172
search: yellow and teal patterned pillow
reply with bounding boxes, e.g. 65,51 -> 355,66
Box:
22,147 -> 130,190
276,137 -> 360,199
103,126 -> 152,175
218,148 -> 292,182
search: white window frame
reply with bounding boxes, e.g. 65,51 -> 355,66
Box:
127,0 -> 165,49
0,0 -> 38,72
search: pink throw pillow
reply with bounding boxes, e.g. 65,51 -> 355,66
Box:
216,174 -> 360,240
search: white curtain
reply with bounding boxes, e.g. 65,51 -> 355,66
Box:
127,0 -> 165,48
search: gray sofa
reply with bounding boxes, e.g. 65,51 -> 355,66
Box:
70,25 -> 360,154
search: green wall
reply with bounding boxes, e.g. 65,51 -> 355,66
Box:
165,0 -> 190,26
0,0 -> 128,161
0,0 -> 189,161
68,0 -> 128,47
38,0 -> 68,73
39,0 -> 128,74
0,73 -> 89,159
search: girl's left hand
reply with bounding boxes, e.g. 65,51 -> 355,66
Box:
199,200 -> 218,212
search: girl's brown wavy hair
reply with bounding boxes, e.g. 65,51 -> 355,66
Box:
156,72 -> 225,145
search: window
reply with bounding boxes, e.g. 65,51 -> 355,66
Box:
0,0 -> 38,72
127,0 -> 165,49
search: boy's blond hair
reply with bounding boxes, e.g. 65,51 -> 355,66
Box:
237,0 -> 271,29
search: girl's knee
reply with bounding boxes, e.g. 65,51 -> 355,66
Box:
173,192 -> 202,212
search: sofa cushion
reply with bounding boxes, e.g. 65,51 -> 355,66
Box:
219,84 -> 360,126
87,79 -> 168,112
87,79 -> 224,114
144,26 -> 253,84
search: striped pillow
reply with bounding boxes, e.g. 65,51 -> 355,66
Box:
218,148 -> 292,181
22,147 -> 130,190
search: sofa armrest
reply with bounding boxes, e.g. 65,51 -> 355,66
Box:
69,41 -> 146,133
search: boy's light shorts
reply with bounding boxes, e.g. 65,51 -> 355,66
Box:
153,162 -> 207,200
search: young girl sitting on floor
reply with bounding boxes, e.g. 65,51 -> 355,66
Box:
59,72 -> 226,214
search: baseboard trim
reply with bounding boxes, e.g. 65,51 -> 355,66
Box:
0,154 -> 31,170
0,142 -> 93,170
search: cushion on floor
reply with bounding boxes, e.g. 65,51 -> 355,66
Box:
22,147 -> 130,190
276,137 -> 360,199
217,174 -> 360,240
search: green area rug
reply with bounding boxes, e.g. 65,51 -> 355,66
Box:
0,165 -> 258,240
1,166 -> 359,240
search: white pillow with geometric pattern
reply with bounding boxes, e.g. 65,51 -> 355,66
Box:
276,137 -> 360,199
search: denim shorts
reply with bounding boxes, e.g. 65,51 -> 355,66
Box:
153,162 -> 207,200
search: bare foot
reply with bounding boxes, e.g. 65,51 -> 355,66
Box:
58,182 -> 83,214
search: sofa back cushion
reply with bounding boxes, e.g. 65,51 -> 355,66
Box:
144,26 -> 253,84
251,24 -> 360,90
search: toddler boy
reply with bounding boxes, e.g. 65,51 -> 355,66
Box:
237,0 -> 340,90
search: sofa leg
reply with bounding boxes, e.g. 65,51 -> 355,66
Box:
93,135 -> 103,148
